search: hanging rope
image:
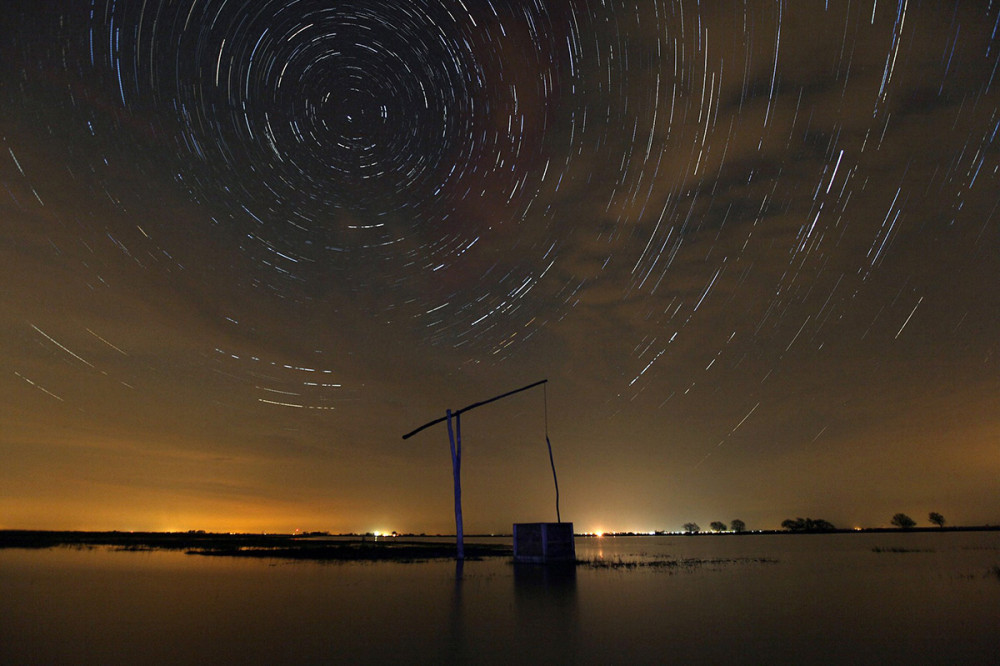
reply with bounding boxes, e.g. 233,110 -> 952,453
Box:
544,382 -> 561,523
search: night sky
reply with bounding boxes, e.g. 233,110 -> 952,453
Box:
2,1 -> 998,535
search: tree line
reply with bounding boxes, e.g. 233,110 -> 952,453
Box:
682,519 -> 745,534
891,512 -> 946,529
678,512 -> 947,533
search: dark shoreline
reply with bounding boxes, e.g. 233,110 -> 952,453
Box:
2,526 -> 997,554
0,530 -> 511,561
587,526 -> 1000,537
3,528 -> 997,563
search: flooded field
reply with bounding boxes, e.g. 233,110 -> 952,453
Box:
2,532 -> 997,664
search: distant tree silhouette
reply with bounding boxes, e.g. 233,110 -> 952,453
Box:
891,513 -> 916,529
928,512 -> 946,528
709,521 -> 727,533
730,519 -> 746,533
682,522 -> 700,534
781,517 -> 836,532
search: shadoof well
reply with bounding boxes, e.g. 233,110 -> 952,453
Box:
402,379 -> 573,563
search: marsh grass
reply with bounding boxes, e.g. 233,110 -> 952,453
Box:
579,556 -> 778,570
188,541 -> 510,562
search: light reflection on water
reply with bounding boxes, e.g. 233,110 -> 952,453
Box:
1,533 -> 998,664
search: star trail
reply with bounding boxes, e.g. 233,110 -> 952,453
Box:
2,1 -> 998,534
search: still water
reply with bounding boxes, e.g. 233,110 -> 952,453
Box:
2,532 -> 998,664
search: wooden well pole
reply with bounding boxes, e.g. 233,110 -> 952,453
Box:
403,379 -> 548,560
445,409 -> 463,560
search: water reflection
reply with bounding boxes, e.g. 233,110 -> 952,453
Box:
1,533 -> 997,664
446,559 -> 465,664
513,563 -> 579,662
513,561 -> 577,597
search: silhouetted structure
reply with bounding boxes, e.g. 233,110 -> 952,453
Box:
403,379 -> 562,560
513,522 -> 575,563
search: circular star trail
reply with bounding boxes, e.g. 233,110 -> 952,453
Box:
7,0 -> 1000,385
81,0 -> 586,351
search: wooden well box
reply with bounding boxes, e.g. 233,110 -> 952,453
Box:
513,522 -> 575,563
